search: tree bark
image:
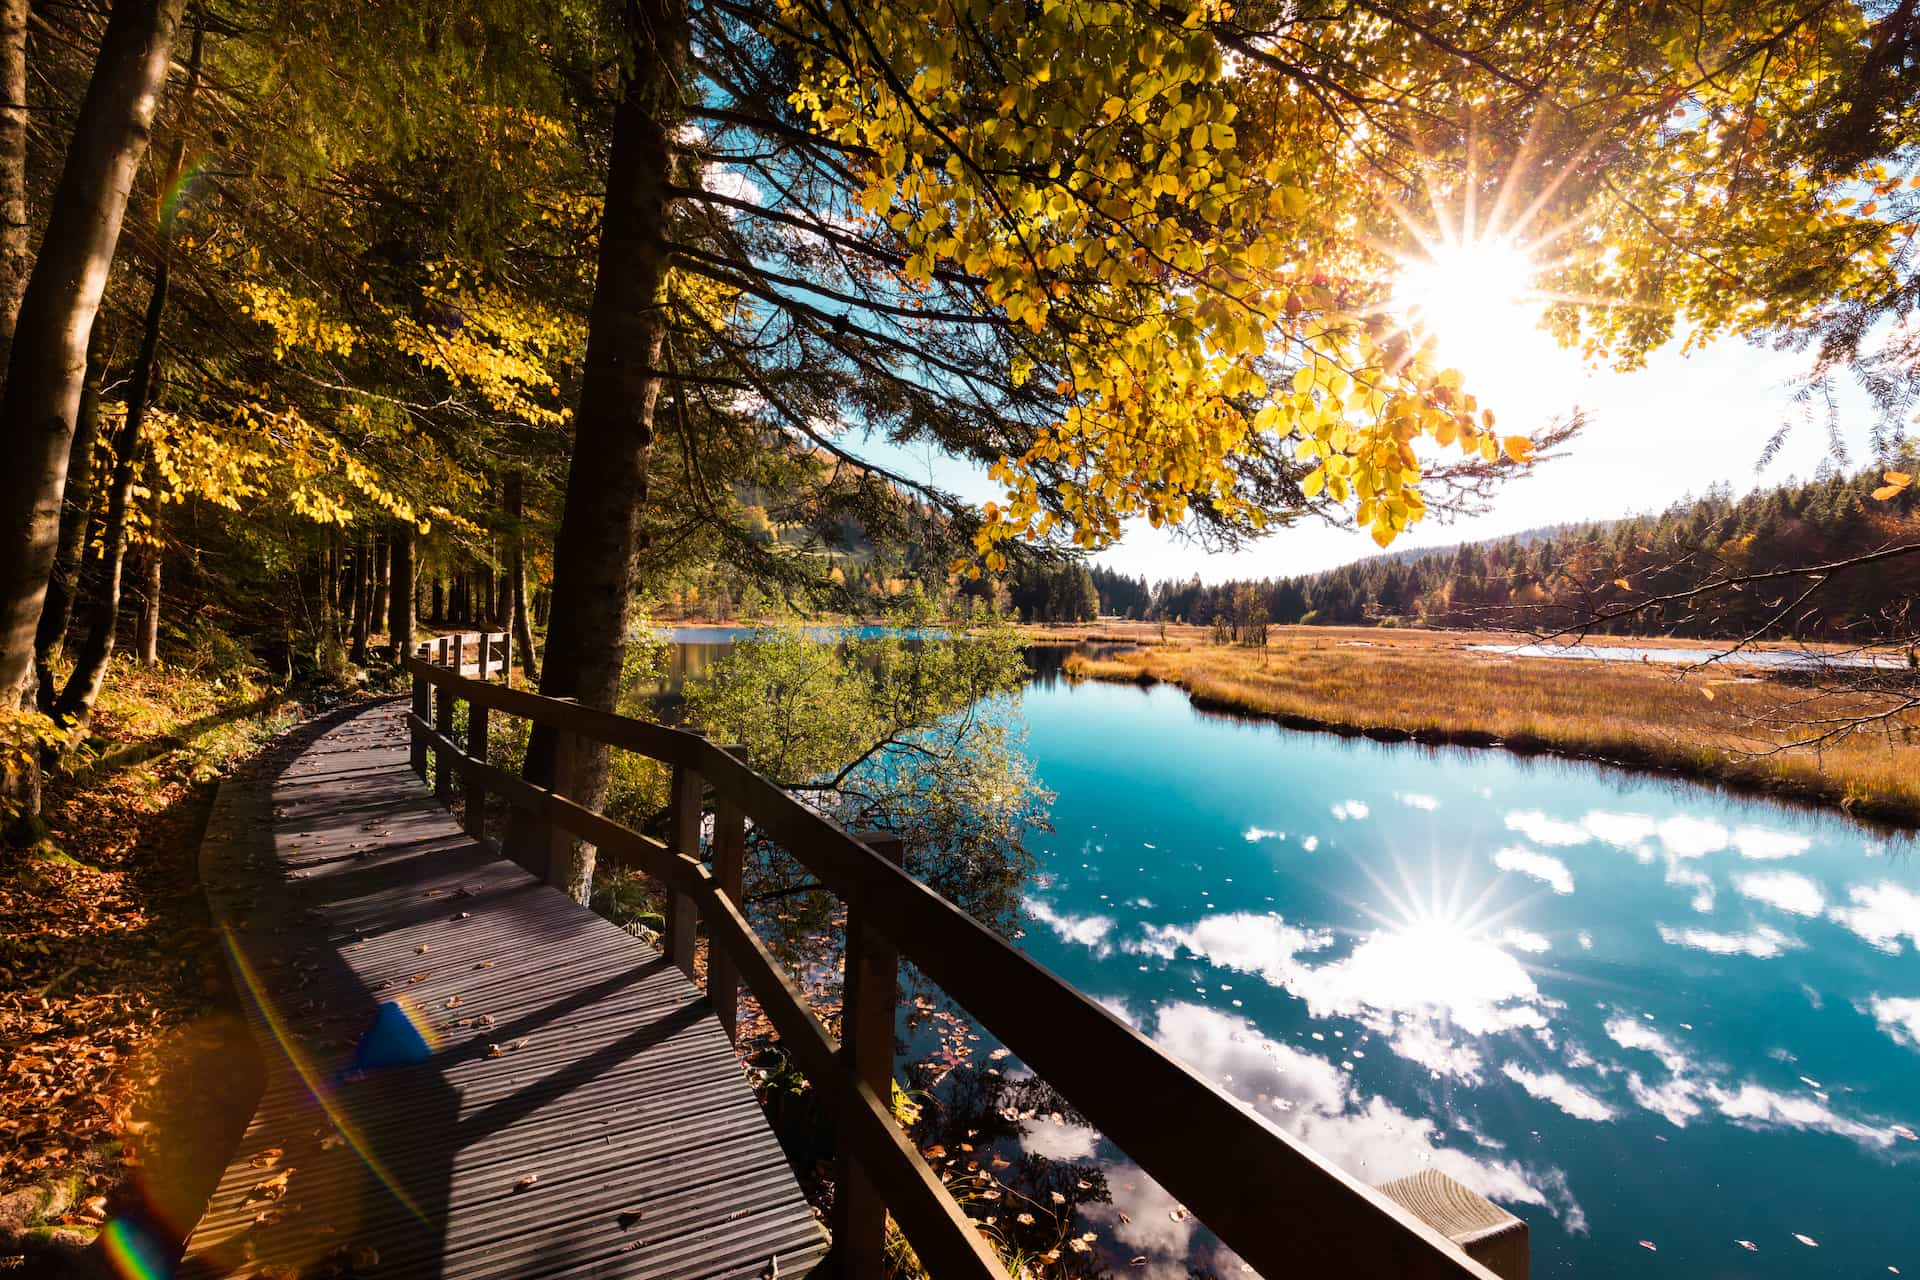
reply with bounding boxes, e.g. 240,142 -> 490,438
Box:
370,532 -> 388,633
513,0 -> 686,902
135,504 -> 160,665
51,17 -> 200,728
33,336 -> 107,686
347,533 -> 369,665
386,522 -> 414,659
0,0 -> 190,712
505,469 -> 537,681
0,0 -> 28,372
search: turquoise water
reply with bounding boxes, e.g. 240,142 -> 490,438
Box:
663,636 -> 1920,1275
995,676 -> 1919,1277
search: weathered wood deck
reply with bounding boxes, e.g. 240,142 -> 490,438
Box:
184,699 -> 826,1279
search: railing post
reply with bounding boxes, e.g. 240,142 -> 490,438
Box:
408,663 -> 428,779
707,746 -> 748,1043
433,678 -> 454,804
665,762 -> 702,978
435,635 -> 447,668
501,629 -> 514,685
835,830 -> 905,1278
452,632 -> 465,677
464,700 -> 488,840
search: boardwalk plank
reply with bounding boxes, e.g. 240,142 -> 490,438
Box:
183,700 -> 827,1280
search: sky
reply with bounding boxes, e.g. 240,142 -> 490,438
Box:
849,269 -> 1885,585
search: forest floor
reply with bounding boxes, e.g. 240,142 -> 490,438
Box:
0,661 -> 342,1272
1033,623 -> 1920,828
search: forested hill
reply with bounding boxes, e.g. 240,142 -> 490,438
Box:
1096,464 -> 1920,640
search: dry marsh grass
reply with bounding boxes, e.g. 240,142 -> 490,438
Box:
1058,626 -> 1920,826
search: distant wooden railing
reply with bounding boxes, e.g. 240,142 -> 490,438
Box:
404,636 -> 1522,1280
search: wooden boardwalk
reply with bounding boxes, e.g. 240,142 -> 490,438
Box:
184,699 -> 826,1280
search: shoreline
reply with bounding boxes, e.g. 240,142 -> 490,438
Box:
1058,637 -> 1920,833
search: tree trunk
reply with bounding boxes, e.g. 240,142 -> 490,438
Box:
51,17 -> 199,728
371,532 -> 388,633
0,0 -> 28,372
386,522 -> 414,659
514,0 -> 685,902
32,336 -> 107,686
505,469 -> 537,681
347,533 -> 370,665
430,577 -> 443,625
0,0 -> 190,713
135,505 -> 160,665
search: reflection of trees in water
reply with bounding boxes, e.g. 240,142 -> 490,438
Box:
905,1064 -> 1116,1274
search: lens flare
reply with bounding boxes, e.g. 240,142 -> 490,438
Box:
99,1215 -> 169,1280
219,925 -> 434,1224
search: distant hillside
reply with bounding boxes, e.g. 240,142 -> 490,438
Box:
1094,465 -> 1920,641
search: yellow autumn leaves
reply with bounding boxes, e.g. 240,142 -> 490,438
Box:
777,0 -> 1528,562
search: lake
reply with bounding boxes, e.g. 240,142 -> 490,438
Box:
670,632 -> 1920,1277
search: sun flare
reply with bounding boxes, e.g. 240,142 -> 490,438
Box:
1389,235 -> 1545,382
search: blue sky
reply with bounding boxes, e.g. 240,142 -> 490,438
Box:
852,327 -> 1883,585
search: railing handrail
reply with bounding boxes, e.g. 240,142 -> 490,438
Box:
402,642 -> 1505,1280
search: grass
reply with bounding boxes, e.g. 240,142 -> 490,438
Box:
1055,624 -> 1920,827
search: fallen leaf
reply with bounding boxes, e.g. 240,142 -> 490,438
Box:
351,1246 -> 379,1269
474,960 -> 495,969
445,995 -> 462,1009
513,1174 -> 539,1192
415,945 -> 431,955
1737,1240 -> 1757,1251
617,1210 -> 643,1230
1050,1191 -> 1066,1205
250,1147 -> 284,1168
1638,1240 -> 1656,1252
1794,1234 -> 1819,1248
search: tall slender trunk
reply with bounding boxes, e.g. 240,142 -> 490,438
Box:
386,523 -> 414,659
505,469 -> 537,680
347,533 -> 369,665
514,0 -> 686,901
33,337 -> 107,687
0,0 -> 28,372
371,533 -> 388,634
51,18 -> 200,728
135,503 -> 160,665
0,0 -> 190,712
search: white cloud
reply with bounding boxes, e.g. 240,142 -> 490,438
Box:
1733,870 -> 1826,918
1501,928 -> 1552,954
1707,1083 -> 1894,1148
1144,1003 -> 1587,1233
1580,811 -> 1659,855
1024,898 -> 1116,957
1730,826 -> 1812,860
1606,1013 -> 1897,1146
1129,913 -> 1555,1085
1628,1072 -> 1706,1127
1501,1064 -> 1617,1121
1604,1017 -> 1693,1076
1301,835 -> 1319,852
1503,810 -> 1591,846
1397,792 -> 1441,811
1019,1117 -> 1101,1163
1492,845 -> 1575,895
1657,924 -> 1801,958
1330,800 -> 1370,821
1664,860 -> 1716,914
1128,911 -> 1333,982
1866,995 -> 1920,1051
1243,826 -> 1282,843
1828,882 -> 1920,954
1656,815 -> 1731,858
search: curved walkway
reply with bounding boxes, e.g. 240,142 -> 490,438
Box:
183,699 -> 825,1279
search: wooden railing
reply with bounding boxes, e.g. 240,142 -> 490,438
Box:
404,635 -> 1522,1280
